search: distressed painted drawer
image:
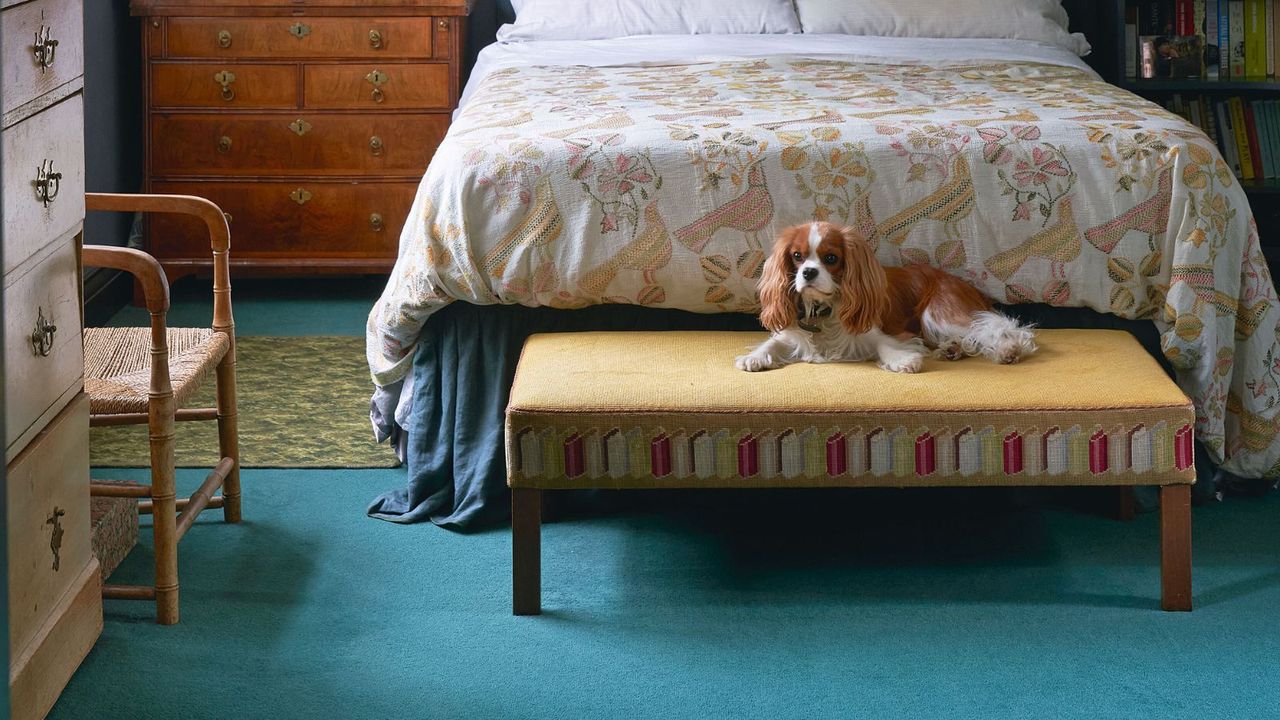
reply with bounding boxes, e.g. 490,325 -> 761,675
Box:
150,179 -> 417,259
1,0 -> 84,123
166,16 -> 433,59
6,392 -> 91,662
1,93 -> 85,275
4,237 -> 84,463
304,63 -> 449,109
151,62 -> 297,108
150,111 -> 449,177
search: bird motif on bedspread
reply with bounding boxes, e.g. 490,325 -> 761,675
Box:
876,154 -> 976,246
1084,164 -> 1174,253
985,195 -> 1081,281
480,174 -> 564,278
1170,264 -> 1271,340
543,112 -> 635,140
579,201 -> 673,298
675,162 -> 775,253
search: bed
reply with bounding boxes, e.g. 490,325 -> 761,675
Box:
365,2 -> 1280,528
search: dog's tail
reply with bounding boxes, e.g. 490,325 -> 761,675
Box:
960,311 -> 1038,364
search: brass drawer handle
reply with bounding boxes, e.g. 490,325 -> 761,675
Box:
438,19 -> 450,30
33,21 -> 59,73
46,506 -> 65,571
289,188 -> 312,205
30,307 -> 57,357
217,135 -> 232,154
34,159 -> 62,206
369,29 -> 383,49
218,29 -> 232,49
214,70 -> 236,101
369,136 -> 384,155
289,22 -> 311,39
370,213 -> 384,232
288,118 -> 312,136
365,69 -> 387,103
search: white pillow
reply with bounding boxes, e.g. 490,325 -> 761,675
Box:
498,0 -> 802,42
794,0 -> 1090,56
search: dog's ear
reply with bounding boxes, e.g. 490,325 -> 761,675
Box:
837,227 -> 888,335
759,228 -> 800,332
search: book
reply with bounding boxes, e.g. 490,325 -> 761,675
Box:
1268,0 -> 1275,75
1202,96 -> 1220,143
1126,7 -> 1140,78
1269,100 -> 1280,175
1231,96 -> 1256,179
1190,95 -> 1203,127
1178,0 -> 1194,33
1252,101 -> 1273,178
1230,0 -> 1246,77
1145,0 -> 1167,33
1275,0 -> 1280,74
1245,0 -> 1267,76
1245,101 -> 1264,178
1218,99 -> 1241,175
1206,0 -> 1222,76
1220,0 -> 1233,76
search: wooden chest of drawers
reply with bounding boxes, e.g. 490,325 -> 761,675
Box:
1,0 -> 101,717
129,0 -> 470,281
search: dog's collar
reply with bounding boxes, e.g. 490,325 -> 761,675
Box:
797,302 -> 833,333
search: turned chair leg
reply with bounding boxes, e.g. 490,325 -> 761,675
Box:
1160,484 -> 1192,612
215,354 -> 241,524
512,488 -> 542,616
151,399 -> 180,625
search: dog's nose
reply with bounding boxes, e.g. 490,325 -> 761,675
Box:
802,267 -> 818,281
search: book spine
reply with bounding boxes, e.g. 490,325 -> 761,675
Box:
1269,100 -> 1280,176
1246,0 -> 1267,76
1231,96 -> 1256,179
1220,0 -> 1234,74
1206,0 -> 1222,76
1230,0 -> 1246,77
1217,100 -> 1241,175
1265,101 -> 1278,178
1203,96 -> 1219,142
1244,101 -> 1264,177
1126,7 -> 1140,78
1275,0 -> 1280,73
1146,0 -> 1164,33
1268,0 -> 1276,75
1178,0 -> 1193,32
1252,101 -> 1270,178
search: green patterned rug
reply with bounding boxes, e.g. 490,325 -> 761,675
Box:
90,336 -> 399,469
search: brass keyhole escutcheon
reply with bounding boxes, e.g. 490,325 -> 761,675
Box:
289,188 -> 312,205
46,506 -> 65,572
30,306 -> 56,357
369,136 -> 384,156
214,70 -> 236,101
288,118 -> 312,136
369,29 -> 383,49
33,21 -> 58,73
217,135 -> 232,154
365,69 -> 388,103
289,22 -> 311,39
34,159 -> 62,207
217,29 -> 232,48
370,213 -> 384,232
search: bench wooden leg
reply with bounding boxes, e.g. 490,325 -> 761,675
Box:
1116,486 -> 1136,521
512,488 -> 542,616
1160,484 -> 1192,612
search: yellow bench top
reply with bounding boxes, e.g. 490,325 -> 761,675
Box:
506,330 -> 1195,489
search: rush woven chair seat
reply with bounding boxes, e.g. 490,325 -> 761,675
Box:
85,327 -> 230,415
506,330 -> 1196,616
83,193 -> 241,625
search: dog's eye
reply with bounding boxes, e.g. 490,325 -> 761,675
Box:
822,254 -> 838,265
791,251 -> 803,262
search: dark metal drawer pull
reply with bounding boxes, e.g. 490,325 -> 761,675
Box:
30,307 -> 57,357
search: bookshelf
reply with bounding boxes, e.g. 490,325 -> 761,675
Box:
1097,1 -> 1280,270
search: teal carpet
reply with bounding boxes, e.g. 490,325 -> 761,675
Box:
58,278 -> 1280,719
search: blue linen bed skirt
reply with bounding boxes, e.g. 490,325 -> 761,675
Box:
366,302 -> 1206,530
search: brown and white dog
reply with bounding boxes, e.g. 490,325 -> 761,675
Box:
736,222 -> 1036,373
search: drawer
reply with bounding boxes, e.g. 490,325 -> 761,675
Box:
4,238 -> 84,462
166,17 -> 433,59
149,180 -> 418,259
1,0 -> 84,121
7,393 -> 91,661
1,93 -> 85,275
304,63 -> 449,110
151,63 -> 297,109
150,112 -> 449,177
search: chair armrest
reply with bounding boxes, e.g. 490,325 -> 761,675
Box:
82,246 -> 170,314
85,193 -> 230,253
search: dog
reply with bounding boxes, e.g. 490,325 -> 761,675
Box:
735,222 -> 1037,373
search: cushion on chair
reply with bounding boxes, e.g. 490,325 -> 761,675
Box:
84,327 -> 231,415
505,330 -> 1196,489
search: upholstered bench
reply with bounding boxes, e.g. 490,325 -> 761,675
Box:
506,330 -> 1196,615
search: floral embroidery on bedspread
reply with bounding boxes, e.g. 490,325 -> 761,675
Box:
366,57 -> 1280,479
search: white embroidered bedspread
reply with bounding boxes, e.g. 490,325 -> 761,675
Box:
367,54 -> 1280,479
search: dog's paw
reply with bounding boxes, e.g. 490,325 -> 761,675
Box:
879,351 -> 923,374
735,353 -> 776,372
937,342 -> 964,361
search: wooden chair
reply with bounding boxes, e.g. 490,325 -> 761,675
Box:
83,193 -> 240,625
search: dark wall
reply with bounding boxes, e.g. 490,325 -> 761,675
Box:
82,2 -> 144,308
